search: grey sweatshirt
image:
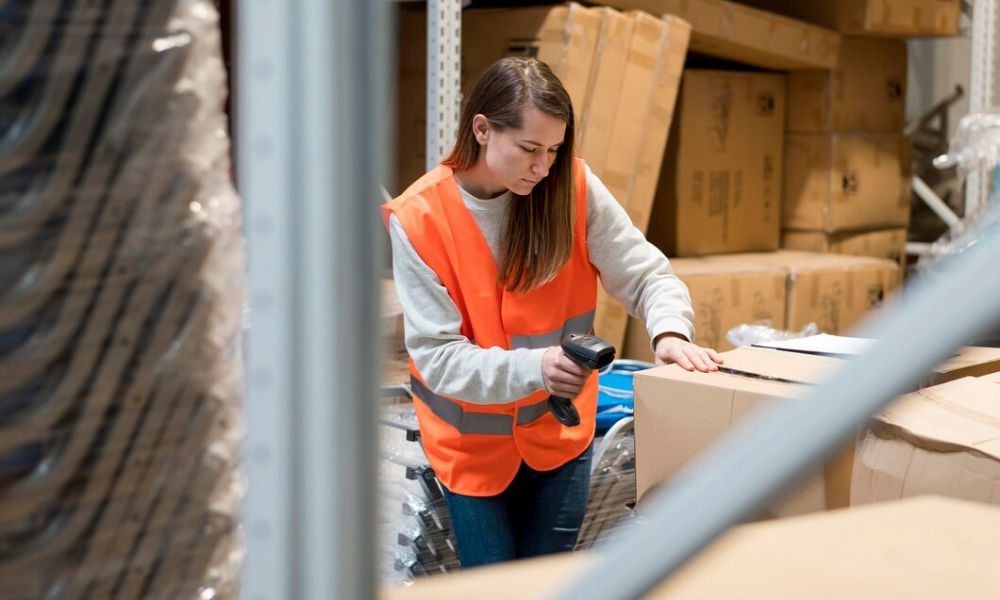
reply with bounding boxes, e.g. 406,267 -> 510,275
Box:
389,165 -> 694,405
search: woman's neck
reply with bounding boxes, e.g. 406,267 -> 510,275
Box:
454,160 -> 507,199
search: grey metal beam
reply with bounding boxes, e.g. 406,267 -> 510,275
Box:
548,208 -> 1000,600
239,0 -> 390,598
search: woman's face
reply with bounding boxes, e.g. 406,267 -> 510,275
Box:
474,105 -> 567,196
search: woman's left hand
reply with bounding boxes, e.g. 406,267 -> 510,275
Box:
653,333 -> 724,372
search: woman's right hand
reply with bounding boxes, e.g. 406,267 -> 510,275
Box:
541,346 -> 592,398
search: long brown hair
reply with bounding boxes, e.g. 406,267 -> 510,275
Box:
443,57 -> 576,294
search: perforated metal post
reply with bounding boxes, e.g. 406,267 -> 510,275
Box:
427,0 -> 462,169
966,0 -> 999,216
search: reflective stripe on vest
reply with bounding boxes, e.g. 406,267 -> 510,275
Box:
410,376 -> 551,434
509,310 -> 596,350
515,400 -> 550,426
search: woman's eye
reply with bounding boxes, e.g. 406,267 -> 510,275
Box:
520,146 -> 535,153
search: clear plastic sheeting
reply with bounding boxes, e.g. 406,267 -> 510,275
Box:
923,107 -> 1000,263
0,0 -> 244,597
933,108 -> 1000,174
726,322 -> 820,349
378,401 -> 638,585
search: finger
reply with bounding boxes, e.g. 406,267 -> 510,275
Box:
694,348 -> 719,373
550,383 -> 583,397
708,348 -> 724,364
558,354 -> 591,377
550,371 -> 588,388
687,349 -> 711,372
672,350 -> 695,371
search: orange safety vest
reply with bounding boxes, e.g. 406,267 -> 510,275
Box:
382,158 -> 598,496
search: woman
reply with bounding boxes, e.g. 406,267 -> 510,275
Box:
383,56 -> 723,568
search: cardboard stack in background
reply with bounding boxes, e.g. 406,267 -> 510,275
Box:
645,69 -> 787,257
622,250 -> 900,359
624,258 -> 786,358
780,37 -> 912,262
395,3 -> 691,351
719,251 -> 901,334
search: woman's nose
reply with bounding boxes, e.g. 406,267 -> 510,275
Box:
532,155 -> 548,176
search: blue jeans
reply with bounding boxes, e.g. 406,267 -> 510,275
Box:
442,444 -> 592,569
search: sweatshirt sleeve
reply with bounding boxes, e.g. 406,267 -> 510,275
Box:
584,165 -> 696,345
388,213 -> 548,404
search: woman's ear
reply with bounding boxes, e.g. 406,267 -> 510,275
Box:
472,114 -> 490,145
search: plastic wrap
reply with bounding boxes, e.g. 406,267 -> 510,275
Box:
726,322 -> 819,348
933,108 -> 1000,175
0,0 -> 244,597
924,108 -> 1000,262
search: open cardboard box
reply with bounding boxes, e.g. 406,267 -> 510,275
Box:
853,374 -> 1000,508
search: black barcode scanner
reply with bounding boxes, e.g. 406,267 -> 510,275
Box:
548,334 -> 616,427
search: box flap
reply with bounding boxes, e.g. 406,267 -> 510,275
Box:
878,377 -> 1000,460
935,346 -> 1000,378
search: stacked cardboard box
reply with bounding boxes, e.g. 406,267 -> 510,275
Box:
645,69 -> 787,257
624,257 -> 787,358
780,37 -> 912,262
622,250 -> 900,359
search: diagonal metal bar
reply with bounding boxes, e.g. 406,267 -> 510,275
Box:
548,207 -> 1000,600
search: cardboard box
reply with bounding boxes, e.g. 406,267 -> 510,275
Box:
622,257 -> 787,358
852,376 -> 1000,508
781,228 -> 907,266
739,0 -> 962,36
394,3 -> 603,192
700,251 -> 900,335
783,133 -> 910,233
384,497 -> 1000,600
599,0 -> 841,69
633,346 -> 854,516
930,346 -> 1000,386
647,70 -> 785,256
577,8 -> 636,178
610,13 -> 691,234
787,37 -> 907,134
